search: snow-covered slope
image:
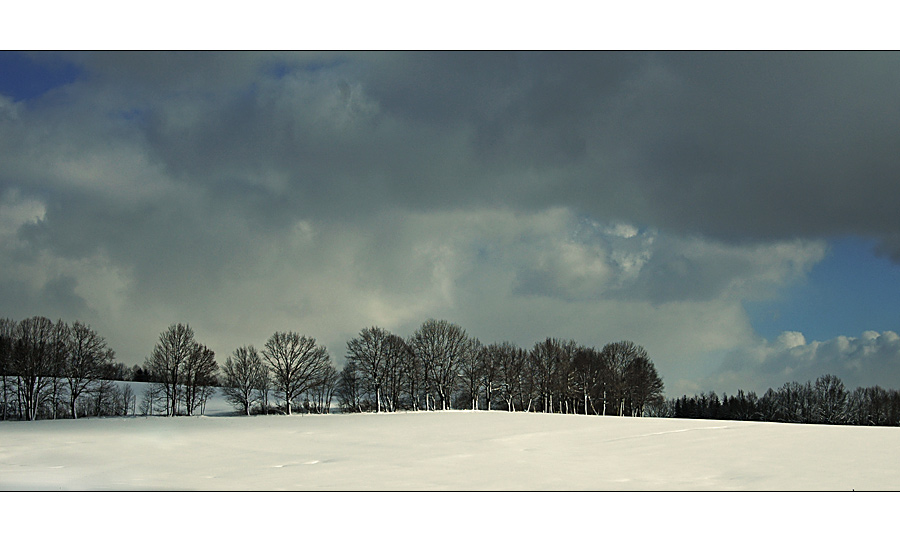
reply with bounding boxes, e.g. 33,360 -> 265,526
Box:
2,409 -> 899,490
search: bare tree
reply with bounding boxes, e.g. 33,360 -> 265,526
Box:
0,318 -> 14,420
346,327 -> 391,413
92,378 -> 120,417
625,354 -> 664,417
262,331 -> 330,415
600,341 -> 649,416
813,374 -> 848,424
183,344 -> 218,416
46,319 -> 70,419
122,383 -> 135,416
308,364 -> 339,413
400,341 -> 425,411
572,346 -> 602,415
65,321 -> 115,419
458,339 -> 484,410
144,323 -> 197,416
409,319 -> 474,410
382,334 -> 410,412
772,381 -> 810,423
11,316 -> 56,421
256,364 -> 271,415
478,343 -> 504,411
222,345 -> 267,415
495,342 -> 528,412
140,384 -> 164,416
530,338 -> 576,413
337,361 -> 363,413
197,382 -> 217,415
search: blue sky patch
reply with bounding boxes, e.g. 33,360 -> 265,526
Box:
0,52 -> 82,101
746,236 -> 900,342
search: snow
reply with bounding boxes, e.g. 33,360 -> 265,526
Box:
3,393 -> 900,490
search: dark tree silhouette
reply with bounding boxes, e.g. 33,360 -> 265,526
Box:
222,345 -> 267,415
530,338 -> 576,413
12,316 -> 56,421
382,334 -> 411,412
337,360 -> 363,413
572,346 -> 602,415
346,327 -> 392,413
813,374 -> 848,424
459,339 -> 484,410
410,319 -> 476,410
600,341 -> 648,416
0,318 -> 14,421
46,319 -> 70,419
399,338 -> 425,411
263,331 -> 330,415
625,355 -> 665,417
308,363 -> 339,413
183,343 -> 218,416
494,342 -> 528,412
145,323 -> 191,416
66,321 -> 115,419
478,343 -> 504,411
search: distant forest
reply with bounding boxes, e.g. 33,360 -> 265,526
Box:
663,376 -> 900,427
2,314 -> 898,428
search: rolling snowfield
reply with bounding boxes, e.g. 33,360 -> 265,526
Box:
3,389 -> 900,491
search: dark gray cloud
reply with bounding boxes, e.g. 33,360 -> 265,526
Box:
0,275 -> 91,322
63,51 -> 899,248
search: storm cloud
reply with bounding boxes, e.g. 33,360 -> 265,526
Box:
2,52 -> 899,395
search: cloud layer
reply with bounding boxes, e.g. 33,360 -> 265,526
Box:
2,52 -> 900,395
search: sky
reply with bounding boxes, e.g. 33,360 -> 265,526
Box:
2,50 -> 900,397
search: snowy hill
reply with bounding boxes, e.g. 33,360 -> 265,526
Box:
2,408 -> 899,490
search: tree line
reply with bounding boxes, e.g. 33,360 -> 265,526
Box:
220,319 -> 665,417
1,315 -> 666,420
334,320 -> 665,416
663,374 -> 900,427
9,314 -> 900,428
0,316 -> 133,420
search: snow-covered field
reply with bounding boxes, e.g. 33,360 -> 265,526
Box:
3,389 -> 900,491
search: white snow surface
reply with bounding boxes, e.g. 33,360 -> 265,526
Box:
3,390 -> 900,490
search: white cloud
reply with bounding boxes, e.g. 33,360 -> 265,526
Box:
776,330 -> 807,349
604,222 -> 640,238
709,330 -> 900,394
